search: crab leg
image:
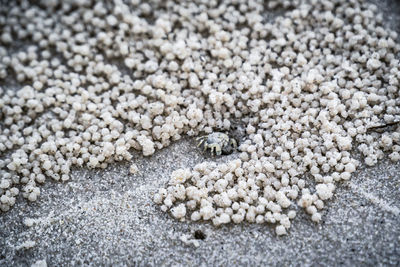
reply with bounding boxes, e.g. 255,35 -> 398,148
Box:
230,139 -> 237,148
212,146 -> 217,156
196,136 -> 207,147
196,135 -> 207,141
215,145 -> 222,156
197,139 -> 205,147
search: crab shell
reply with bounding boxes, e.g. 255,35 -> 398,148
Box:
196,132 -> 237,156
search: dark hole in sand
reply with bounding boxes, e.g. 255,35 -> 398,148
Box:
194,230 -> 206,240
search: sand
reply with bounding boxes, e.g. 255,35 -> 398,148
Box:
1,0 -> 400,266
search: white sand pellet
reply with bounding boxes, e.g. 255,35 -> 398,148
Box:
0,0 -> 399,235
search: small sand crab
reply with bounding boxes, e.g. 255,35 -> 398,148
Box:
196,132 -> 237,156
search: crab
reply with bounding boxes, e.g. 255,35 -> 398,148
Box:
196,132 -> 237,156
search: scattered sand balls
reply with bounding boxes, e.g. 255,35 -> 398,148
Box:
315,183 -> 335,201
129,163 -> 139,175
276,225 -> 287,236
171,203 -> 187,220
0,0 -> 399,235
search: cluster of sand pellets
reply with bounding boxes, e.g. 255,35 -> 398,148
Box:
0,0 -> 399,235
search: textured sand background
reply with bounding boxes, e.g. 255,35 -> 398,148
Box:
1,0 -> 400,266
